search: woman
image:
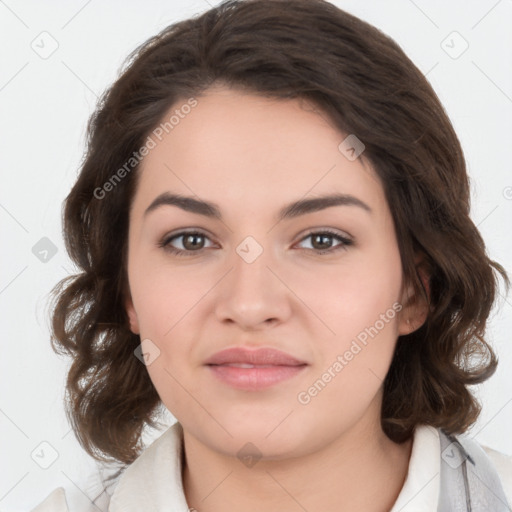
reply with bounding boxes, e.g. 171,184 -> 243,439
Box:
33,0 -> 511,510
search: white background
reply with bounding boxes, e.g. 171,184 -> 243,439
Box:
1,0 -> 511,510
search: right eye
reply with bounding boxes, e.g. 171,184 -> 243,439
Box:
158,230 -> 215,257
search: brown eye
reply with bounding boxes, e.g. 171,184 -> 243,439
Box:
296,230 -> 353,254
159,230 -> 214,256
311,233 -> 334,250
181,233 -> 206,250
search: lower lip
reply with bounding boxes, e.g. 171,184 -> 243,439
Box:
207,364 -> 307,390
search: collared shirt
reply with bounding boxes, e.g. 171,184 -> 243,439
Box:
30,422 -> 512,512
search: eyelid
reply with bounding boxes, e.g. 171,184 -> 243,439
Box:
297,227 -> 353,243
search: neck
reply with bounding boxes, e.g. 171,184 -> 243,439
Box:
181,412 -> 413,512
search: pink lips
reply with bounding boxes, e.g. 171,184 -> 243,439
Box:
205,347 -> 308,391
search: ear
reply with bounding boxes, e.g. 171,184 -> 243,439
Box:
125,293 -> 140,335
397,253 -> 430,336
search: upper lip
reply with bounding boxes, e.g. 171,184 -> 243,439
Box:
205,347 -> 307,366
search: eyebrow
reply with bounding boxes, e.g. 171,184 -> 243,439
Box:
143,192 -> 372,222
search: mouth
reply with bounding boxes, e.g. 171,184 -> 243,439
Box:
205,346 -> 307,366
204,346 -> 308,390
206,362 -> 308,390
209,363 -> 294,368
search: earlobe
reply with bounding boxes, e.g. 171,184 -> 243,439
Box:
398,259 -> 431,336
125,295 -> 140,335
397,282 -> 417,335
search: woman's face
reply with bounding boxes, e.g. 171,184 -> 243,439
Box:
125,85 -> 422,458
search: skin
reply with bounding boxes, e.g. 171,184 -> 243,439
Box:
125,84 -> 428,512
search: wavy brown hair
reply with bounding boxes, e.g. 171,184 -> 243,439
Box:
47,0 -> 509,481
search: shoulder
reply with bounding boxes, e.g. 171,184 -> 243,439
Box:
449,429 -> 512,508
29,482 -> 115,512
29,466 -> 120,512
481,443 -> 512,507
29,425 -> 180,511
411,426 -> 512,508
30,487 -> 69,512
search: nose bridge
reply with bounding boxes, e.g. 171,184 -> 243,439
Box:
230,233 -> 274,297
214,233 -> 290,327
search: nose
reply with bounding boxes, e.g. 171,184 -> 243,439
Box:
214,240 -> 293,330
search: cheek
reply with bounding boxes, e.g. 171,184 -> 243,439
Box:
144,358 -> 192,420
322,305 -> 400,384
130,261 -> 209,338
138,302 -> 199,415
294,248 -> 403,341
300,247 -> 402,400
128,269 -> 197,408
299,315 -> 399,431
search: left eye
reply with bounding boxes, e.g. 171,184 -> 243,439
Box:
158,229 -> 353,256
296,230 -> 353,253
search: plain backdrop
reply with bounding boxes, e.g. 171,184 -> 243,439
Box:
1,0 -> 511,510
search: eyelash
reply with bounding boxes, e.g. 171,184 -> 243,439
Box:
157,229 -> 353,257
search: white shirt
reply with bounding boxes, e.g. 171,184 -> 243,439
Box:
30,421 -> 512,512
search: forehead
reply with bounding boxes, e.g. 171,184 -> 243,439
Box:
131,87 -> 386,220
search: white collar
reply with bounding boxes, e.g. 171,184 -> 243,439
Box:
109,421 -> 189,511
109,422 -> 440,511
390,424 -> 440,511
